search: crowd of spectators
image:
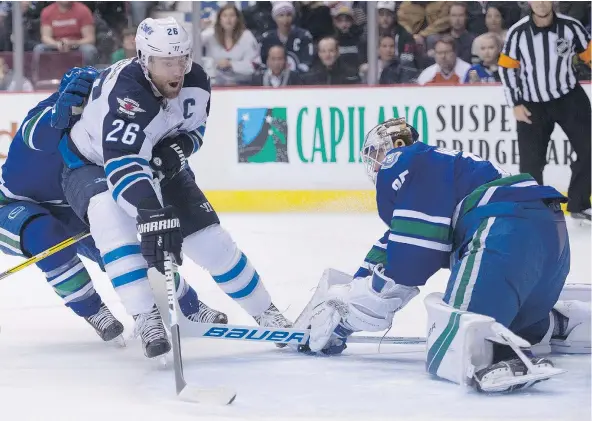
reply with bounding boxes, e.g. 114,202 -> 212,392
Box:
0,1 -> 590,91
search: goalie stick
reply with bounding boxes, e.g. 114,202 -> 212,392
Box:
162,253 -> 237,405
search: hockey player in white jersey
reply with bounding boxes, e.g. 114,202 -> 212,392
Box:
59,17 -> 291,359
295,118 -> 591,393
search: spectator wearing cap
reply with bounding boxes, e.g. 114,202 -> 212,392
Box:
464,32 -> 502,83
261,2 -> 314,73
35,1 -> 97,65
203,4 -> 261,86
252,44 -> 303,87
302,36 -> 360,85
359,2 -> 420,81
426,2 -> 475,64
417,35 -> 470,85
332,3 -> 363,69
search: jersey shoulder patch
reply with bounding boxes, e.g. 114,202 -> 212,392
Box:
108,62 -> 160,123
183,62 -> 211,93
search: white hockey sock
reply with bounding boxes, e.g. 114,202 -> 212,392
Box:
183,224 -> 271,317
88,191 -> 155,316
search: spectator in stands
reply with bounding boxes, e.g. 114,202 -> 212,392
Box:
464,32 -> 502,84
0,1 -> 43,52
203,4 -> 260,86
261,2 -> 314,73
379,35 -> 421,84
111,27 -> 136,63
242,1 -> 276,42
397,1 -> 451,49
426,2 -> 475,64
471,5 -> 507,60
296,1 -> 334,42
252,44 -> 302,87
359,2 -> 421,80
0,56 -> 33,91
302,36 -> 360,85
484,5 -> 507,40
332,3 -> 363,70
465,2 -> 520,36
34,1 -> 97,65
417,35 -> 470,85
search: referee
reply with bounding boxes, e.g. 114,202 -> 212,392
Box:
499,1 -> 591,222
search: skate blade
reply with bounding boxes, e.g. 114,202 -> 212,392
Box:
111,335 -> 126,348
178,386 -> 237,405
475,367 -> 566,393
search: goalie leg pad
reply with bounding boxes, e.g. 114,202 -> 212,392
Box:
550,300 -> 591,354
424,293 -> 566,392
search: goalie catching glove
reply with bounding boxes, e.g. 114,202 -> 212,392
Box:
136,205 -> 183,274
301,265 -> 419,354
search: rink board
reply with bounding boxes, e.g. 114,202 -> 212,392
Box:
0,83 -> 589,212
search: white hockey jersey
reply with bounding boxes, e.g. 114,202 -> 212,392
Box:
68,58 -> 210,217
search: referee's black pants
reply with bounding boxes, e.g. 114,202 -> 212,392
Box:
516,84 -> 591,213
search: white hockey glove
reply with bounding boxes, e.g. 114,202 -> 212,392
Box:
307,265 -> 419,354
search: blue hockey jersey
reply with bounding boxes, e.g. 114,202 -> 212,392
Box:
353,142 -> 565,286
260,26 -> 313,73
0,93 -> 69,206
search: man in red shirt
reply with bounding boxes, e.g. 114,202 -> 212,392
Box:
33,1 -> 97,65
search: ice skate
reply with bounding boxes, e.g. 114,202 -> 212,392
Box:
133,305 -> 171,358
571,208 -> 591,225
254,303 -> 293,348
186,300 -> 228,324
84,303 -> 124,342
472,357 -> 564,393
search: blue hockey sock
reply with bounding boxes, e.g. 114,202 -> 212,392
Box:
22,215 -> 102,317
175,272 -> 200,316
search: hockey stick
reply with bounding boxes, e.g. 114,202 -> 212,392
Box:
163,254 -> 237,405
177,316 -> 426,346
0,231 -> 91,281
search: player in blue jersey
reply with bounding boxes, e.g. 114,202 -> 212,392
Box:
59,18 -> 291,359
0,67 -> 125,341
296,117 -> 591,393
0,67 -> 227,349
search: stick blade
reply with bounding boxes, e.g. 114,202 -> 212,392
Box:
178,386 -> 237,405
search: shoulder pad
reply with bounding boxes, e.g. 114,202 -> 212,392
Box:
106,61 -> 160,121
183,62 -> 211,92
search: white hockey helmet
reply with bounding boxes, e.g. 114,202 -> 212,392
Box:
361,118 -> 417,183
135,17 -> 192,77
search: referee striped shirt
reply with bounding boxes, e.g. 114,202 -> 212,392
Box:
499,13 -> 591,107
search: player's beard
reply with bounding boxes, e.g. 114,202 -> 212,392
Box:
159,79 -> 184,99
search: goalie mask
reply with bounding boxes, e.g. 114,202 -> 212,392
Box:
361,118 -> 419,183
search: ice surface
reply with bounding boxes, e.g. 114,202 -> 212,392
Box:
0,215 -> 589,421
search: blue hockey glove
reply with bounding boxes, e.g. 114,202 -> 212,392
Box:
136,205 -> 183,274
51,67 -> 99,130
150,134 -> 195,179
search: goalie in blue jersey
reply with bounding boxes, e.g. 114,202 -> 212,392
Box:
0,67 -> 226,349
296,117 -> 591,393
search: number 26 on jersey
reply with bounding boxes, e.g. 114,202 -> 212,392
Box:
106,119 -> 140,145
